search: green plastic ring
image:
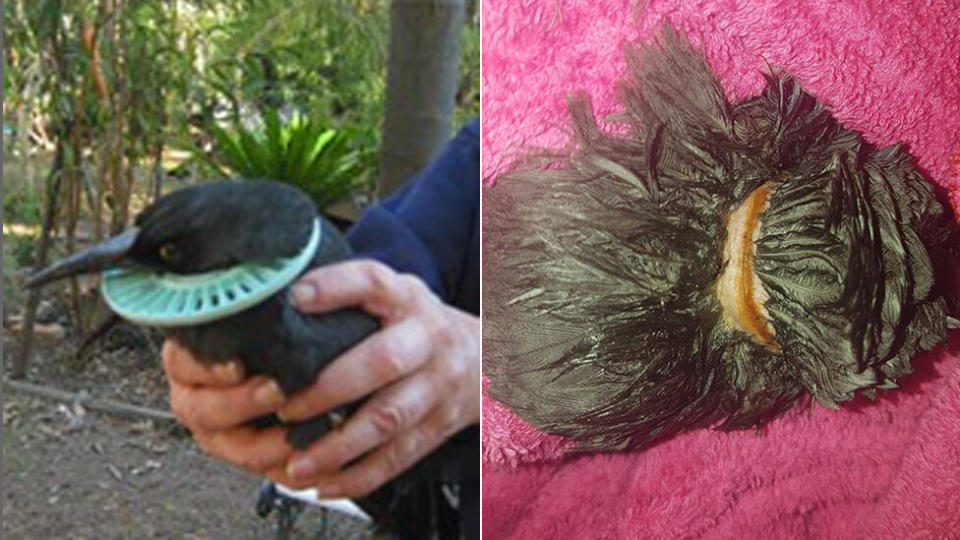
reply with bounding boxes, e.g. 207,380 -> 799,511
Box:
101,219 -> 321,327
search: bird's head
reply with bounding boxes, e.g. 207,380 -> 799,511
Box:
26,181 -> 319,288
24,180 -> 335,326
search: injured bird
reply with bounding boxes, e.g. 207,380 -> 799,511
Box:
27,180 -> 378,447
482,24 -> 960,452
25,180 -> 459,536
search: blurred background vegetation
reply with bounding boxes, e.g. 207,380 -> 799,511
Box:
2,0 -> 479,343
1,3 -> 477,533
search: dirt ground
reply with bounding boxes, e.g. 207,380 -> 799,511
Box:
2,295 -> 374,539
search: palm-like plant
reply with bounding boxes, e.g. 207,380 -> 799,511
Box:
207,109 -> 374,210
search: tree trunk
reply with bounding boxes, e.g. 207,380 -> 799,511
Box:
67,85 -> 89,335
93,0 -> 112,242
378,0 -> 466,196
116,0 -> 133,232
106,0 -> 129,236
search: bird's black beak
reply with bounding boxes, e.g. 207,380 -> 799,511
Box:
25,228 -> 140,288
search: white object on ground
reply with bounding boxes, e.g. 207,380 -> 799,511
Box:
274,484 -> 372,523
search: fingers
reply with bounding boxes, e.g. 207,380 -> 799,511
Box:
292,406 -> 459,499
162,340 -> 293,479
170,375 -> 286,432
276,266 -> 480,498
278,316 -> 433,421
159,261 -> 479,501
286,374 -> 440,479
196,425 -> 293,475
162,340 -> 245,387
291,260 -> 438,320
331,407 -> 455,498
263,466 -> 317,491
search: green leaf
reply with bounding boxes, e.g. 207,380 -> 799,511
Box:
211,124 -> 249,176
237,128 -> 270,178
263,108 -> 285,176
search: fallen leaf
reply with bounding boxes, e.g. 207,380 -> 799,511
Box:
130,420 -> 155,433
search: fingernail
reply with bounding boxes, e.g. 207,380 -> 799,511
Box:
253,380 -> 285,408
288,455 -> 318,479
276,402 -> 300,423
290,282 -> 316,308
213,361 -> 243,383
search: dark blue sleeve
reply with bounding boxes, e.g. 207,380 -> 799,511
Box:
346,119 -> 480,315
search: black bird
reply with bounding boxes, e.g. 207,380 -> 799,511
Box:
26,180 -> 466,536
483,24 -> 960,453
28,180 -> 377,445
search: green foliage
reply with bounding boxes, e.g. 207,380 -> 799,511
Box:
12,236 -> 36,267
2,0 -> 479,212
2,242 -> 19,307
455,5 -> 481,127
2,56 -> 10,100
203,0 -> 389,129
205,109 -> 375,209
1,180 -> 41,274
2,187 -> 42,226
2,233 -> 36,307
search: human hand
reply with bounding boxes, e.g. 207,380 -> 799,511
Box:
272,260 -> 481,498
162,340 -> 294,478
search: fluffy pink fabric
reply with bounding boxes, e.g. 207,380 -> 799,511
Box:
481,0 -> 960,537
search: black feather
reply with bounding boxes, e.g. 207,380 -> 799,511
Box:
483,23 -> 959,452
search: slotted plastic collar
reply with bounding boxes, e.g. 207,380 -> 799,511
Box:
102,219 -> 321,327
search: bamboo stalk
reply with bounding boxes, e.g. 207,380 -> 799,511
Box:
67,84 -> 88,335
116,0 -> 133,231
93,0 -> 113,242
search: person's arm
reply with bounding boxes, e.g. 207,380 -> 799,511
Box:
347,118 -> 480,313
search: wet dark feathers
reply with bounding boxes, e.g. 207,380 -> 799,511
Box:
482,24 -> 958,452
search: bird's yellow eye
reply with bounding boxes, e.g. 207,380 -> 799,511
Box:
159,243 -> 177,262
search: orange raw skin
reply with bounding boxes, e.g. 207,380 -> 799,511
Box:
736,184 -> 781,352
717,183 -> 781,352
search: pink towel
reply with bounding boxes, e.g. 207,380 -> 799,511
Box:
481,1 -> 960,537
